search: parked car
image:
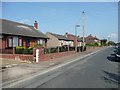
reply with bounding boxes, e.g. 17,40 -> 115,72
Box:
114,48 -> 120,61
116,53 -> 120,61
114,44 -> 120,52
113,44 -> 120,61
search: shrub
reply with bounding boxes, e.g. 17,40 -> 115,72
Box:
44,48 -> 49,54
16,46 -> 24,54
16,46 -> 24,49
94,42 -> 99,46
23,47 -> 33,54
86,42 -> 99,46
44,47 -> 58,54
50,47 -> 58,53
69,46 -> 75,51
34,43 -> 42,48
15,46 -> 33,54
59,46 -> 66,52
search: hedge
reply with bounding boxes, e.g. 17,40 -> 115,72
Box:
15,46 -> 33,54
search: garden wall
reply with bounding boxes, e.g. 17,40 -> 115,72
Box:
43,51 -> 75,61
0,54 -> 34,61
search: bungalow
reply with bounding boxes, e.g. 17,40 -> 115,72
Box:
0,19 -> 48,53
85,34 -> 100,44
46,32 -> 74,48
65,32 -> 83,47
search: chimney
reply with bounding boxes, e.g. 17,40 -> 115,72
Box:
34,21 -> 38,29
65,32 -> 68,37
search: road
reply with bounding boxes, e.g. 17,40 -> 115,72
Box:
3,47 -> 119,88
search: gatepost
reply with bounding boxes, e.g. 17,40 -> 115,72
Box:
36,49 -> 39,63
33,47 -> 45,63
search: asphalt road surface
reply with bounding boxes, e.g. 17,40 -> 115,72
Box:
4,47 -> 119,88
38,47 -> 119,88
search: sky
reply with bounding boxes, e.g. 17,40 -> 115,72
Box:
2,0 -> 120,2
118,2 -> 120,42
2,2 -> 118,42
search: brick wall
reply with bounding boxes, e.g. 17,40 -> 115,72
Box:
0,38 -> 6,49
1,46 -> 101,62
0,54 -> 34,61
0,49 -> 75,62
43,51 -> 75,61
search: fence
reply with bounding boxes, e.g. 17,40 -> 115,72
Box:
44,46 -> 76,54
0,46 -> 86,55
1,46 -> 101,62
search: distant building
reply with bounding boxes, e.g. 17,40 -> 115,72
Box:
85,34 -> 100,44
65,32 -> 83,47
46,32 -> 74,48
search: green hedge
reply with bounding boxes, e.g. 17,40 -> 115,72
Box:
44,46 -> 69,54
44,47 -> 58,54
86,42 -> 99,46
34,43 -> 42,48
15,46 -> 33,54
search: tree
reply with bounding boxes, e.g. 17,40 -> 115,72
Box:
100,39 -> 107,46
108,41 -> 116,46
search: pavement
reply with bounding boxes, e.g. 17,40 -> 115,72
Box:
1,46 -> 108,88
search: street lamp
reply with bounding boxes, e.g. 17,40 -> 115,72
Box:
75,25 -> 80,53
107,37 -> 110,46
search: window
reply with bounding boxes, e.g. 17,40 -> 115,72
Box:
13,36 -> 18,47
0,35 -> 2,39
37,39 -> 43,45
37,40 -> 40,44
40,39 -> 43,45
18,38 -> 22,46
8,37 -> 13,47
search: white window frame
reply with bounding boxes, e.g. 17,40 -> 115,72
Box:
18,38 -> 22,46
13,36 -> 18,47
38,39 -> 43,45
8,37 -> 13,47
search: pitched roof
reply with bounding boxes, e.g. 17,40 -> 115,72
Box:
86,34 -> 93,38
0,19 -> 48,39
48,32 -> 73,41
86,34 -> 99,40
68,34 -> 83,42
94,36 -> 99,40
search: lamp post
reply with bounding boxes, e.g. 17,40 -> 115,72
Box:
82,11 -> 85,51
107,37 -> 110,46
75,25 -> 80,53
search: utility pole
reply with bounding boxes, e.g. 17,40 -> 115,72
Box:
82,11 -> 85,51
107,37 -> 110,46
75,26 -> 77,53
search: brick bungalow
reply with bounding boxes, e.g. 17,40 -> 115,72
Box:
46,32 -> 74,48
85,34 -> 100,44
0,19 -> 48,54
65,32 -> 83,47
